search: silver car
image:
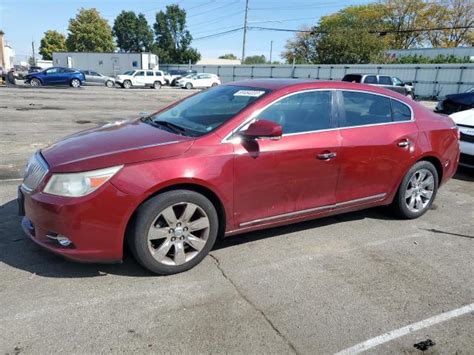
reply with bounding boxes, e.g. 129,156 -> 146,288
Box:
83,70 -> 115,88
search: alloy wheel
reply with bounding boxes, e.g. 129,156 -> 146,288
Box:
148,202 -> 210,266
30,78 -> 40,87
404,168 -> 435,213
71,79 -> 80,88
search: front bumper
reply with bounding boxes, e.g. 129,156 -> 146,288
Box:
19,182 -> 137,263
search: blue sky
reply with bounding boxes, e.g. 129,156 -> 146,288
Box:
0,0 -> 369,63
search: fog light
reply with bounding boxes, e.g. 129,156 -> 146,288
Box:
46,233 -> 72,247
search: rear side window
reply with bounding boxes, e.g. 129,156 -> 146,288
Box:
256,91 -> 333,134
379,76 -> 392,85
342,74 -> 362,83
146,71 -> 154,76
341,91 -> 391,126
391,100 -> 411,121
363,75 -> 378,84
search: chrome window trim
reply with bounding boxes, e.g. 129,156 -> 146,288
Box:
221,88 -> 414,143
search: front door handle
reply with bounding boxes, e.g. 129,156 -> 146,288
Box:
317,152 -> 337,160
397,139 -> 411,148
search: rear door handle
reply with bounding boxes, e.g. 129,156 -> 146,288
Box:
397,139 -> 410,148
317,152 -> 337,160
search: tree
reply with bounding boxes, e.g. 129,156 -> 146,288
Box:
113,11 -> 154,52
421,0 -> 474,47
218,53 -> 238,60
66,8 -> 115,52
39,30 -> 66,60
153,4 -> 200,64
283,4 -> 388,64
243,55 -> 267,64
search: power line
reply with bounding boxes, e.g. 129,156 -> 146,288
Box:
194,27 -> 243,41
188,0 -> 240,18
247,25 -> 474,35
188,10 -> 244,27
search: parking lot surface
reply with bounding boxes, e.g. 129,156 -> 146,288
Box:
0,86 -> 473,354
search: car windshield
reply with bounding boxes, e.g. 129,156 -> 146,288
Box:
146,85 -> 271,137
123,71 -> 134,75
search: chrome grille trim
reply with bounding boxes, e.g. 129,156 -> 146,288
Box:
22,153 -> 49,192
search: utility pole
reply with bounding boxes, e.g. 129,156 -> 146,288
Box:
269,40 -> 273,63
31,40 -> 36,65
241,0 -> 249,63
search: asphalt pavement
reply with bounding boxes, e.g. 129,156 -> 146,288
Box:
0,86 -> 472,354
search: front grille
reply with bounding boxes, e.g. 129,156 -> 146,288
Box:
22,153 -> 48,191
460,153 -> 474,167
460,131 -> 474,143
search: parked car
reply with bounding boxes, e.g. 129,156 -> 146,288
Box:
168,69 -> 197,86
115,70 -> 166,89
83,70 -> 115,88
449,109 -> 474,168
19,80 -> 459,275
342,74 -> 415,99
177,73 -> 221,89
24,67 -> 85,88
435,88 -> 474,115
28,66 -> 43,74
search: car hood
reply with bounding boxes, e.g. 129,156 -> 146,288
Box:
445,92 -> 474,106
41,119 -> 194,173
449,109 -> 474,126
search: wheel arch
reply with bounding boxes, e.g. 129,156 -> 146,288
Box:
123,182 -> 227,255
416,154 -> 443,184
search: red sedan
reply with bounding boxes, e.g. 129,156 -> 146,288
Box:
19,80 -> 460,275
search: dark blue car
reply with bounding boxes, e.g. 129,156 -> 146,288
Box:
24,67 -> 86,88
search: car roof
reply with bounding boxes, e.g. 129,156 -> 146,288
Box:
223,79 -> 410,98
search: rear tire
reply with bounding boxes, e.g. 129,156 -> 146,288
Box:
70,78 -> 81,88
153,81 -> 162,89
392,161 -> 438,219
129,190 -> 219,275
185,82 -> 193,90
211,82 -> 218,87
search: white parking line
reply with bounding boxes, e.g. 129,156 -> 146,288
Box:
335,303 -> 474,354
0,178 -> 22,182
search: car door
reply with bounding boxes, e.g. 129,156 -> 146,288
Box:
335,90 -> 418,204
43,68 -> 61,85
133,70 -> 145,86
90,71 -> 103,85
194,74 -> 208,88
145,71 -> 155,85
232,90 -> 341,227
379,75 -> 403,95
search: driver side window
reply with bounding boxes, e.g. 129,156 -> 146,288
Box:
254,91 -> 333,134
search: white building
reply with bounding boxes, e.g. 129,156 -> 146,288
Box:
52,52 -> 159,76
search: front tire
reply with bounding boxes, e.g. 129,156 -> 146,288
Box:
129,190 -> 219,275
123,80 -> 132,89
185,82 -> 193,90
30,78 -> 41,87
105,80 -> 114,88
392,161 -> 438,219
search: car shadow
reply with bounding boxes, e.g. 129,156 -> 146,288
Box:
453,167 -> 474,182
0,198 -> 409,278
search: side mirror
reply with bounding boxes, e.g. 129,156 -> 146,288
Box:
240,119 -> 282,140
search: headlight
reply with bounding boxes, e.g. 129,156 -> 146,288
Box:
43,165 -> 123,197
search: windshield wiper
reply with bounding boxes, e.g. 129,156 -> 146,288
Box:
143,117 -> 187,135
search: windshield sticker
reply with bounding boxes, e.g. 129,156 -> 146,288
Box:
234,90 -> 266,97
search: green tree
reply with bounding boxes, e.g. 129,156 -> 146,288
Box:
39,30 -> 66,60
283,4 -> 388,64
218,53 -> 238,60
243,55 -> 267,64
66,8 -> 115,52
113,11 -> 154,52
153,4 -> 200,64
